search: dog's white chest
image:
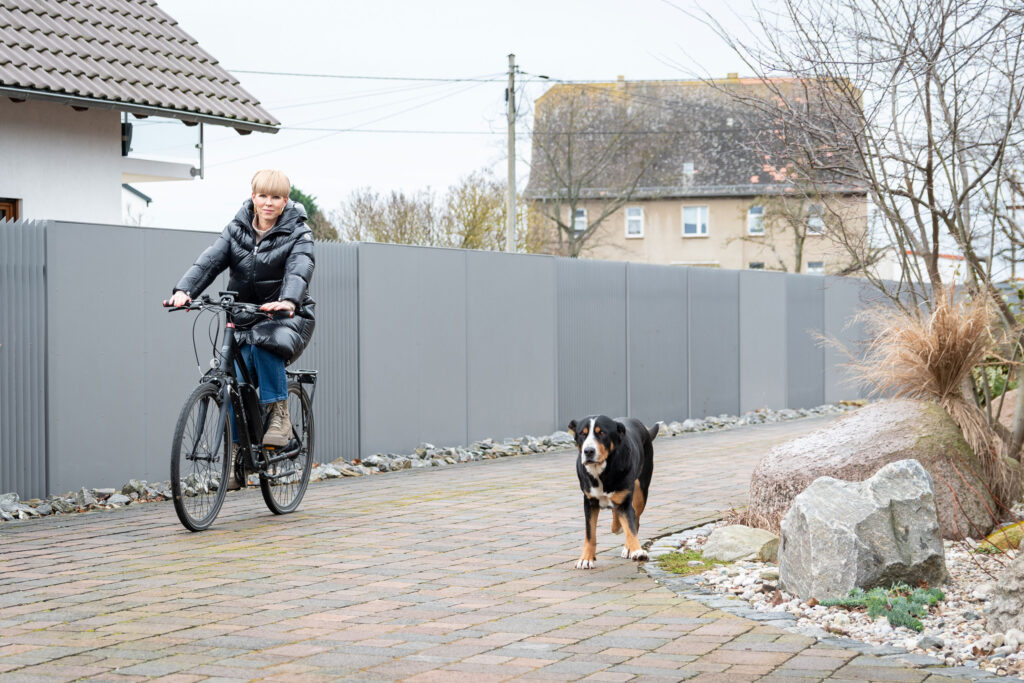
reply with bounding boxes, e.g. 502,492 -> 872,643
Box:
588,483 -> 613,509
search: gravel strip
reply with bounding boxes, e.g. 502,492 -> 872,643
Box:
645,517 -> 1024,681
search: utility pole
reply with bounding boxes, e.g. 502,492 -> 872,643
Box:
505,53 -> 516,253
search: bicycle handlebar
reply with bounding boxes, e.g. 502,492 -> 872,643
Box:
162,293 -> 293,318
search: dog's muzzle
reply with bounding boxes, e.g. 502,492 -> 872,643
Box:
582,446 -> 597,463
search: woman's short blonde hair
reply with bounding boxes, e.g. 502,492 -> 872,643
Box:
251,169 -> 291,197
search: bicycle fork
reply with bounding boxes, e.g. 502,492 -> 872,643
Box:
187,384 -> 230,463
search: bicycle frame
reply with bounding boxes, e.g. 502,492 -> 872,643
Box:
216,316 -> 312,480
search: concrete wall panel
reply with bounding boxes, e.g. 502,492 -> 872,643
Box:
466,251 -> 557,442
358,244 -> 468,456
688,268 -> 740,417
626,263 -> 688,424
739,270 -> 788,411
556,259 -> 628,427
786,274 -> 826,408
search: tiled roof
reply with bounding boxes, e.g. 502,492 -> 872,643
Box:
525,78 -> 865,200
0,0 -> 278,132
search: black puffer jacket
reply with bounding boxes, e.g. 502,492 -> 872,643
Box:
174,199 -> 316,364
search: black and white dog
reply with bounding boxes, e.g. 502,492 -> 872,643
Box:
568,415 -> 658,569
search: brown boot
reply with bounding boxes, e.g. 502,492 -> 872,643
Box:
262,400 -> 292,447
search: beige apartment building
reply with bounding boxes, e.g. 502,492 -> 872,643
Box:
525,76 -> 868,273
566,195 -> 866,273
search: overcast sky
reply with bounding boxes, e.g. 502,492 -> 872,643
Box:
139,0 -> 755,231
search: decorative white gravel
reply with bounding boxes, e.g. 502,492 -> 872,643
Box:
649,512 -> 1024,679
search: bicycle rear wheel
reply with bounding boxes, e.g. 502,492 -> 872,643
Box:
171,382 -> 231,531
259,381 -> 314,514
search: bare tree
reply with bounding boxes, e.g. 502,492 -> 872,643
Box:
331,169 -> 542,252
691,0 -> 1024,455
524,83 -> 679,257
438,169 -> 539,252
332,188 -> 438,246
731,193 -> 881,274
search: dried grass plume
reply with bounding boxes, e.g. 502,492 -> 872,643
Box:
853,285 -> 1014,500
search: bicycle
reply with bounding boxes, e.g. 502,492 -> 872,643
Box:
164,291 -> 317,531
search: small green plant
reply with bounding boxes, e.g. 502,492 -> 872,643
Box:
973,360 -> 1018,405
820,583 -> 944,632
657,549 -> 725,576
973,542 -> 1001,554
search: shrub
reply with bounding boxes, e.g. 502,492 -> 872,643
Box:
820,583 -> 945,632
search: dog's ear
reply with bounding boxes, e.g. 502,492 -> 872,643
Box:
568,419 -> 577,435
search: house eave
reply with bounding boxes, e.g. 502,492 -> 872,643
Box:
0,86 -> 279,135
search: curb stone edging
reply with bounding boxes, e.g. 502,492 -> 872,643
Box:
642,524 -> 1022,682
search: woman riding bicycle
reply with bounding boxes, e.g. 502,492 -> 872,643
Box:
166,170 -> 315,487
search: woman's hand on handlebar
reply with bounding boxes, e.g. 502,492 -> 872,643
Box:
164,291 -> 191,308
260,300 -> 295,316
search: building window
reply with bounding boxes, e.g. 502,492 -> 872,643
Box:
747,205 -> 765,235
0,198 -> 19,221
682,205 -> 708,237
573,207 -> 587,235
807,261 -> 825,275
625,206 -> 643,238
807,203 -> 825,234
748,262 -> 765,270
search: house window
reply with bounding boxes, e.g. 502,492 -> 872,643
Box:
748,262 -> 765,270
0,198 -> 19,221
573,208 -> 587,235
682,205 -> 708,237
807,261 -> 825,275
807,203 -> 825,234
747,205 -> 765,235
625,206 -> 643,238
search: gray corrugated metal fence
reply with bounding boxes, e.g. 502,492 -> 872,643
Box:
0,220 -> 47,498
1,220 -> 870,498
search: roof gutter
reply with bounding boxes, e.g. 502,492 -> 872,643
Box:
0,86 -> 279,135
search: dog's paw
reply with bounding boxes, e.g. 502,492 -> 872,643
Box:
574,558 -> 596,569
629,548 -> 649,562
620,545 -> 629,558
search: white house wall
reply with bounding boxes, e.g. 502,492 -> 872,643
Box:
0,98 -> 122,224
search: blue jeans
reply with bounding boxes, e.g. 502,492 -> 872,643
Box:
231,344 -> 287,442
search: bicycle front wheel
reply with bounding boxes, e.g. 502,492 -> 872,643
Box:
259,381 -> 314,514
171,382 -> 231,531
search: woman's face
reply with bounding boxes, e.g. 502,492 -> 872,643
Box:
252,191 -> 287,225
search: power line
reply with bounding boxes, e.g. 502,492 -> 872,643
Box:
231,69 -> 506,82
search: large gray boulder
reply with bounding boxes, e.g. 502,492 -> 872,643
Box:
987,553 -> 1024,634
779,459 -> 947,601
748,399 -> 1019,539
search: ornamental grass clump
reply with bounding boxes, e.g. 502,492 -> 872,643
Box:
854,285 -> 1015,501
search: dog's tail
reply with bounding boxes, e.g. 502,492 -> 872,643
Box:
649,422 -> 660,441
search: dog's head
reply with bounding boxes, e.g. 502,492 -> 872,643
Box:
568,415 -> 625,471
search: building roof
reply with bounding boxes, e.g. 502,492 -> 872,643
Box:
0,0 -> 278,133
524,77 -> 865,201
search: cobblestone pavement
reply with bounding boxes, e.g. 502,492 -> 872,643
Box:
0,416 -> 975,682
